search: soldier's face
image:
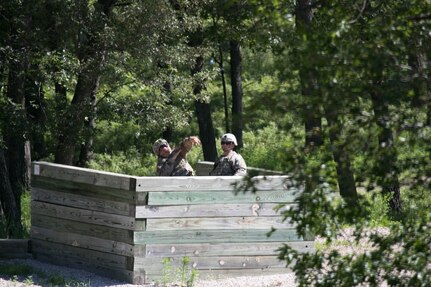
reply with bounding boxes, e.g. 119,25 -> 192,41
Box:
221,141 -> 234,152
159,145 -> 171,158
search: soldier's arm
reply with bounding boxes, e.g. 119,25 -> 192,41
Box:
178,136 -> 201,158
232,155 -> 247,176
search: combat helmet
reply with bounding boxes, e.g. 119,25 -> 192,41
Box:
152,139 -> 169,155
221,133 -> 238,146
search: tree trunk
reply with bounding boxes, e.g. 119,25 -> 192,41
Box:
0,146 -> 23,238
325,109 -> 358,203
370,89 -> 402,216
54,0 -> 115,165
3,57 -> 27,237
77,91 -> 97,167
230,40 -> 244,149
296,0 -> 323,150
55,72 -> 100,165
192,56 -> 218,162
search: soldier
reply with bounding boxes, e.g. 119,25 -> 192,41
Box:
209,133 -> 247,176
152,136 -> 201,176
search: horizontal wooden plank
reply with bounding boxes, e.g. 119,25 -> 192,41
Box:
32,187 -> 133,216
146,216 -> 294,231
135,175 -> 295,192
32,161 -> 136,191
134,229 -> 301,244
31,214 -> 134,243
32,176 -> 136,203
136,203 -> 290,219
147,189 -> 297,205
31,226 -> 134,257
143,241 -> 314,257
136,255 -> 286,271
195,161 -> 285,176
31,201 -> 135,230
32,240 -> 136,283
31,239 -> 132,270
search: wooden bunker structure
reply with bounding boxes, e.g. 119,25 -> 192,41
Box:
30,161 -> 314,284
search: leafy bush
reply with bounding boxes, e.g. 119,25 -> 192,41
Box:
88,148 -> 156,176
240,122 -> 301,171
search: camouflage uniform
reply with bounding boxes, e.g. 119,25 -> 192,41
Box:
154,138 -> 195,176
209,151 -> 247,176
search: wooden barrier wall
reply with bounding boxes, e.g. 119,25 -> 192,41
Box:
30,161 -> 314,284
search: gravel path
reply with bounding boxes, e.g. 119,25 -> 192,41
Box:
0,259 -> 297,287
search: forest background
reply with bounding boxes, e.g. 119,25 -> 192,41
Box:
1,0 -> 431,286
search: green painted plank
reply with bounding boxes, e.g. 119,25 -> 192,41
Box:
136,203 -> 290,219
143,241 -> 314,257
134,229 -> 301,244
147,190 -> 297,205
146,216 -> 294,231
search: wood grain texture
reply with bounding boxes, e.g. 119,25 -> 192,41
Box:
146,216 -> 295,230
31,214 -> 134,243
135,175 -> 295,192
32,187 -> 132,216
136,203 -> 290,219
32,176 -> 136,202
32,201 -> 135,230
31,226 -> 135,256
143,241 -> 314,257
134,229 -> 301,244
147,190 -> 296,205
32,161 -> 136,190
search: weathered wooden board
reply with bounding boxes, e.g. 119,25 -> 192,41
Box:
31,226 -> 134,257
143,241 -> 314,257
31,239 -> 132,270
31,214 -> 134,243
195,161 -> 285,176
136,255 -> 286,271
147,190 -> 296,205
135,176 -> 295,192
32,176 -> 137,203
32,161 -> 136,191
134,229 -> 301,244
146,216 -> 294,231
136,203 -> 290,218
32,187 -> 132,216
32,241 -> 138,283
31,201 -> 135,230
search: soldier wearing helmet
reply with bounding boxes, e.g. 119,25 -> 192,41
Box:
209,133 -> 247,176
152,136 -> 201,176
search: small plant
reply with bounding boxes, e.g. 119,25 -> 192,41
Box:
23,275 -> 34,285
159,256 -> 198,287
161,257 -> 173,286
